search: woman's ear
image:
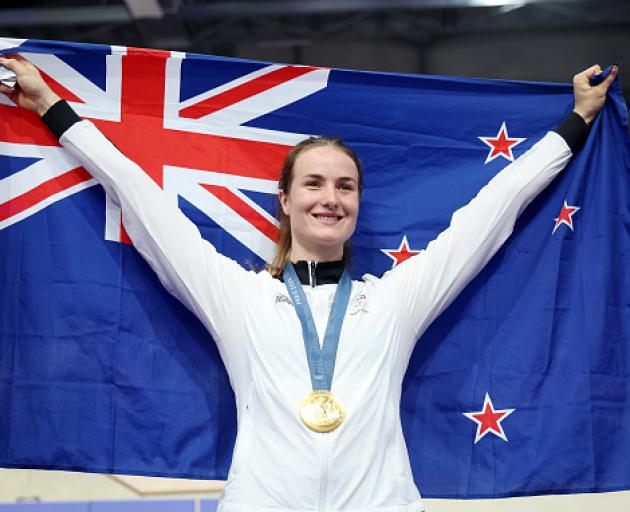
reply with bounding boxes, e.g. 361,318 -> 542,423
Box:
279,189 -> 290,216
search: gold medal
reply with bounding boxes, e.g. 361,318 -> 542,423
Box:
299,390 -> 345,433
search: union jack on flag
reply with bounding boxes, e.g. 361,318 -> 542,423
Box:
0,37 -> 329,261
1,38 -> 630,500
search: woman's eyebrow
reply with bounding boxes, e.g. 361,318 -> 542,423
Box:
300,173 -> 357,182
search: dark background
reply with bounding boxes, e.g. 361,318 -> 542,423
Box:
2,0 -> 629,113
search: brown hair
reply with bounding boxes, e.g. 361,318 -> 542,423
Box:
265,136 -> 363,277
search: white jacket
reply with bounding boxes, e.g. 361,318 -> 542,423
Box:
58,119 -> 572,512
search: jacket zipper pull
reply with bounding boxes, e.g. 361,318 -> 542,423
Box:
310,261 -> 317,287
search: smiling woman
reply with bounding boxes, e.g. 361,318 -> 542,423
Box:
0,54 -> 619,512
268,136 -> 363,276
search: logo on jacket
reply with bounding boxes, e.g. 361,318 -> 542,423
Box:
349,293 -> 369,315
275,293 -> 292,305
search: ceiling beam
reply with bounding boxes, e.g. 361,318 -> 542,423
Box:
181,0 -> 585,18
124,0 -> 164,20
0,6 -> 130,27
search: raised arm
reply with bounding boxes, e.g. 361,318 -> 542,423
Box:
379,64 -> 618,344
0,56 -> 256,353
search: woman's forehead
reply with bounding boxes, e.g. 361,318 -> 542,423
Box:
293,145 -> 359,178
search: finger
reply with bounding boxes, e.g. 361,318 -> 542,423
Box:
590,65 -> 619,92
574,65 -> 602,89
0,56 -> 27,74
601,65 -> 619,86
9,55 -> 37,74
580,64 -> 602,78
7,54 -> 35,69
2,53 -> 28,63
0,85 -> 18,104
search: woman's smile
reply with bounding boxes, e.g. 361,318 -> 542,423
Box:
312,213 -> 344,224
279,144 -> 360,262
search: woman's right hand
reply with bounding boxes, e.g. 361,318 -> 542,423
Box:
0,55 -> 61,116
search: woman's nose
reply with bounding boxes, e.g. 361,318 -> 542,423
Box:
321,184 -> 338,207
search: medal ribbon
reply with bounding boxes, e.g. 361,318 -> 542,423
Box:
284,262 -> 352,391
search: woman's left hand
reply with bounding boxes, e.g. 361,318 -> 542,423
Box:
573,64 -> 619,124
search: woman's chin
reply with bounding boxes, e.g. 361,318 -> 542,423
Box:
311,237 -> 347,257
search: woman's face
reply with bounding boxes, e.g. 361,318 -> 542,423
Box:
279,145 -> 360,262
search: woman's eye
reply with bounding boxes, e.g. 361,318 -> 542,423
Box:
339,183 -> 354,191
305,181 -> 320,188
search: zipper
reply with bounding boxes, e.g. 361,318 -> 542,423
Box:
309,261 -> 317,288
318,434 -> 331,512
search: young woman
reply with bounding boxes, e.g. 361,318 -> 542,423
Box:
0,56 -> 618,512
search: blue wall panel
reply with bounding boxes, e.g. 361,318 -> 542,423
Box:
0,500 -> 220,511
90,501 -> 194,512
200,500 -> 218,512
0,504 -> 88,512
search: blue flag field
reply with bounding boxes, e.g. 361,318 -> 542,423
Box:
0,38 -> 629,499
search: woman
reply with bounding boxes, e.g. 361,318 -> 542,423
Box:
0,56 -> 618,512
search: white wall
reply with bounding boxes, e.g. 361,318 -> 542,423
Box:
1,469 -> 629,511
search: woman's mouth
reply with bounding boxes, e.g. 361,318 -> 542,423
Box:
312,213 -> 343,224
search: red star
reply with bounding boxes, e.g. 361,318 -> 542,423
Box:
463,393 -> 515,444
553,200 -> 580,234
381,235 -> 421,268
479,122 -> 525,164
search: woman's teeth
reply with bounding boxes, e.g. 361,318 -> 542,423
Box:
314,214 -> 340,223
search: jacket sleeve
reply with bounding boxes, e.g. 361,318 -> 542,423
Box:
45,101 -> 257,364
378,117 -> 585,350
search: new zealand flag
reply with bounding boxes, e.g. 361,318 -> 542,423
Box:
1,38 -> 629,498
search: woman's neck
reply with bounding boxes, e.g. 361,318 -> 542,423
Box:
289,246 -> 343,263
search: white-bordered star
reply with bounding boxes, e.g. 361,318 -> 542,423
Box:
478,122 -> 526,164
381,235 -> 421,268
552,200 -> 580,234
463,393 -> 515,444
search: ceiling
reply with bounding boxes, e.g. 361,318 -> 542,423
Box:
1,0 -> 628,56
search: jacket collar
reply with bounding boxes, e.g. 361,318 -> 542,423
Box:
279,260 -> 345,286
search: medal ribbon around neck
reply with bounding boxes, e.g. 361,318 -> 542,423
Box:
284,262 -> 352,432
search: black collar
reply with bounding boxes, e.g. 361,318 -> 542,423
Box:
279,260 -> 345,286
